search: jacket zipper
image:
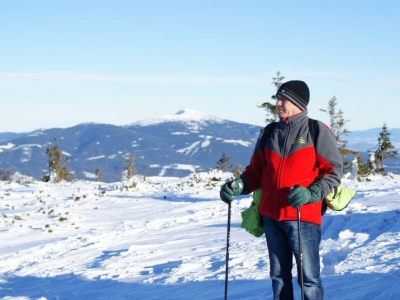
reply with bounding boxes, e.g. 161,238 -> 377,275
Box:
276,122 -> 291,219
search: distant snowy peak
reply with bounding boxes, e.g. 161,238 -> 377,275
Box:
174,109 -> 219,120
129,109 -> 225,127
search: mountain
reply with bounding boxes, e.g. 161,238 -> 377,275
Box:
1,109 -> 400,182
0,132 -> 27,143
346,127 -> 400,152
0,109 -> 261,182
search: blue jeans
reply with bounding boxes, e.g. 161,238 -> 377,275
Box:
263,216 -> 323,300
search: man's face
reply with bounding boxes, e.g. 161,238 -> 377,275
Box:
276,95 -> 303,119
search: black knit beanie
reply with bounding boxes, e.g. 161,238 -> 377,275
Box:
276,80 -> 310,110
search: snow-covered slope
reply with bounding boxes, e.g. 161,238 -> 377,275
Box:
0,172 -> 400,299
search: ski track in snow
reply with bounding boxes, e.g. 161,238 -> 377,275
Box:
0,172 -> 400,299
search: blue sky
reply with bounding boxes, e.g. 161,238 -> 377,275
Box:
1,0 -> 399,132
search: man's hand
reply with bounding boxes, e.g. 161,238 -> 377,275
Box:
287,185 -> 322,208
220,178 -> 244,204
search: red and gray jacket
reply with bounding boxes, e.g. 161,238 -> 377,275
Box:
240,111 -> 343,226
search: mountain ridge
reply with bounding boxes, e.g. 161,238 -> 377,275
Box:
1,109 -> 399,182
0,109 -> 261,182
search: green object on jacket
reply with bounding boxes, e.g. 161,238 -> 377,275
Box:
240,188 -> 264,237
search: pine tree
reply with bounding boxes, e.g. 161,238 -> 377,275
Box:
2,170 -> 12,181
320,96 -> 358,171
216,152 -> 232,172
95,168 -> 103,182
232,164 -> 242,178
357,154 -> 371,179
259,71 -> 284,124
375,123 -> 398,174
44,139 -> 70,182
125,154 -> 136,180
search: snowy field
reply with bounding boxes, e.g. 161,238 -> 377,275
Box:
1,170 -> 400,300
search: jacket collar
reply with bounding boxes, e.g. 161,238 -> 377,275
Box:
280,109 -> 308,126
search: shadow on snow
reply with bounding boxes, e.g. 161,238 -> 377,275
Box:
2,271 -> 400,300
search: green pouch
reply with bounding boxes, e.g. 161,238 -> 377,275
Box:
240,188 -> 264,237
325,185 -> 357,211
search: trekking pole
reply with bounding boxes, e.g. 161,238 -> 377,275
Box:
297,208 -> 305,300
224,201 -> 232,300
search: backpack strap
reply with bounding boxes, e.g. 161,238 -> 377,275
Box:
308,118 -> 319,146
259,122 -> 277,151
308,118 -> 330,215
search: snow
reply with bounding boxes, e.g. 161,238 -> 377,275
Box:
176,136 -> 214,154
129,109 -> 224,128
223,139 -> 251,147
177,141 -> 201,155
0,171 -> 400,299
201,139 -> 211,147
9,144 -> 42,151
174,135 -> 217,156
0,143 -> 16,153
83,172 -> 97,179
26,132 -> 46,138
86,155 -> 105,161
158,164 -> 200,176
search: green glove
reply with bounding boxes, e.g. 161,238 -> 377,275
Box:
220,178 -> 244,204
287,185 -> 322,208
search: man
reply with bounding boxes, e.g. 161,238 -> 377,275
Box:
220,80 -> 343,300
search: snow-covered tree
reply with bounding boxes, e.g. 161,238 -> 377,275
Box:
122,154 -> 136,181
349,156 -> 358,180
43,139 -> 70,182
366,151 -> 378,174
